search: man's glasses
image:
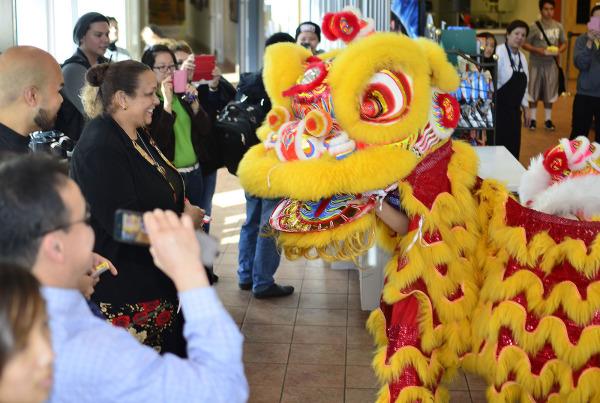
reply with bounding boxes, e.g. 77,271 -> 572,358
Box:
153,64 -> 177,73
38,204 -> 92,237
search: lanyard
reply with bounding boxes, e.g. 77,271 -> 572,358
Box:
505,44 -> 523,72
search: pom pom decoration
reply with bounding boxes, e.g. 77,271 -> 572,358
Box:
304,110 -> 333,138
267,106 -> 291,131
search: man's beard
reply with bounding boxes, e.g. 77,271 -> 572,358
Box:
33,108 -> 56,132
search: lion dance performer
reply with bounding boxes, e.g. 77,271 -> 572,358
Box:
238,8 -> 481,402
466,136 -> 600,402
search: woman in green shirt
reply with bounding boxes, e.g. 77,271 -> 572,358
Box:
142,45 -> 219,209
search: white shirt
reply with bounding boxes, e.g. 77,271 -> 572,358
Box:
496,44 -> 529,108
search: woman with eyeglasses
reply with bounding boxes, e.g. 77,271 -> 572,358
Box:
0,265 -> 54,403
70,60 -> 206,357
141,46 -> 217,221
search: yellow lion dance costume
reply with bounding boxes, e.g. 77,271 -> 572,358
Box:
238,9 -> 480,401
238,7 -> 600,402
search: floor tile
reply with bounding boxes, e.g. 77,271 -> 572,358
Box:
248,385 -> 283,403
348,278 -> 360,294
346,326 -> 374,347
292,325 -> 347,345
214,277 -> 245,291
216,289 -> 251,307
449,390 -> 472,402
219,252 -> 240,265
214,263 -> 239,278
302,279 -> 348,294
245,305 -> 297,326
288,343 -> 345,365
244,342 -> 290,364
465,372 -> 488,391
303,266 -> 349,280
345,388 -> 379,403
296,308 -> 348,326
245,362 -> 286,387
347,310 -> 372,327
274,266 -> 306,280
224,305 -> 247,324
347,293 -> 362,310
470,389 -> 488,403
346,345 -> 374,366
281,386 -> 343,403
345,365 -> 379,389
241,324 -> 294,343
448,371 -> 469,391
284,364 -> 345,388
299,293 -> 348,309
250,292 -> 300,309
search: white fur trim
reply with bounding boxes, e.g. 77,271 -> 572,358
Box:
518,155 -> 552,206
529,174 -> 600,219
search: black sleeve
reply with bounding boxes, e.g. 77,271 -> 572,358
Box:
71,144 -> 140,237
148,105 -> 176,161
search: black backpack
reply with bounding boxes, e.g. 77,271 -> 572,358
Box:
214,97 -> 266,175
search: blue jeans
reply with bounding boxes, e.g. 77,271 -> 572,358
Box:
179,166 -> 204,207
237,194 -> 281,293
198,170 -> 217,233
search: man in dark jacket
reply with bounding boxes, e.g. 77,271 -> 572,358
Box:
236,32 -> 297,299
0,46 -> 64,154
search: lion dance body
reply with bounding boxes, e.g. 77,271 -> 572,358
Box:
237,9 -> 600,402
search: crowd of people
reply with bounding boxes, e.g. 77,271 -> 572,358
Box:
0,3 -> 598,402
0,8 -> 328,401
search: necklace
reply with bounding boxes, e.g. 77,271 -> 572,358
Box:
134,133 -> 167,176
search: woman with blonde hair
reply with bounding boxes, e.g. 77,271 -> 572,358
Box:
70,60 -> 205,356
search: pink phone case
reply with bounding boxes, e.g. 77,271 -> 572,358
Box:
173,70 -> 188,93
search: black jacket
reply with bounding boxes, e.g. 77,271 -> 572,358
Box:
149,95 -> 222,173
55,49 -> 109,142
237,69 -> 271,114
0,122 -> 30,154
70,114 -> 183,304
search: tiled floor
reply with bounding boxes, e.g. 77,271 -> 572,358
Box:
208,88 -> 583,402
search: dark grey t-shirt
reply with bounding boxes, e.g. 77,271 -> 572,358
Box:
527,19 -> 566,66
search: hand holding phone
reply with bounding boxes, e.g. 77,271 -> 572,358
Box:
143,210 -> 209,290
114,209 -> 220,267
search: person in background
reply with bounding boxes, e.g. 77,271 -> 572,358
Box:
71,60 -> 206,355
295,21 -> 322,55
106,16 -> 131,62
141,24 -> 166,50
569,4 -> 600,141
0,153 -> 247,403
0,265 -> 54,403
170,40 -> 236,232
62,12 -> 110,117
495,20 -> 530,160
57,12 -> 110,142
523,0 -> 566,131
0,46 -> 64,153
236,32 -> 297,299
476,31 -> 497,79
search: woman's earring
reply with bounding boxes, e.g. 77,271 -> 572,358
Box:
122,104 -> 128,110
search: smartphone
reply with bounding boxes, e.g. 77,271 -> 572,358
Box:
192,54 -> 216,82
113,209 -> 220,267
114,209 -> 149,245
588,16 -> 600,32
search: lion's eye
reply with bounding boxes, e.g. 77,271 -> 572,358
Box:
359,70 -> 412,124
